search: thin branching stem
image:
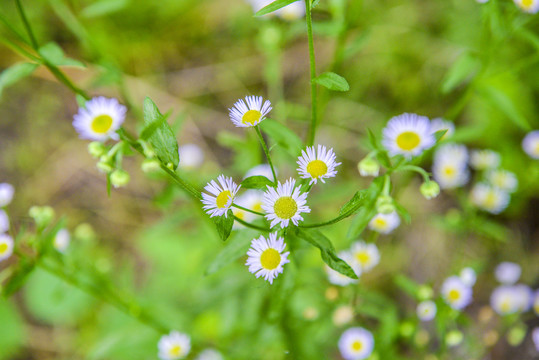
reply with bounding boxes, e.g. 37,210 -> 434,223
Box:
305,0 -> 318,146
254,125 -> 278,184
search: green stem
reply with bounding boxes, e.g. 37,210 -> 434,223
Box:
396,165 -> 430,182
15,0 -> 38,49
233,216 -> 269,231
382,174 -> 391,196
254,126 -> 278,184
231,204 -> 265,216
298,212 -> 351,228
159,164 -> 202,200
305,0 -> 318,146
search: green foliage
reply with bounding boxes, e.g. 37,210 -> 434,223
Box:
241,175 -> 274,189
38,42 -> 86,68
211,210 -> 235,241
259,119 -> 303,156
255,0 -> 300,16
313,72 -> 350,91
0,62 -> 38,98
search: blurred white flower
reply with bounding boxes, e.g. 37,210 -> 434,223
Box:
514,0 -> 539,13
382,113 -> 435,159
158,331 -> 191,360
522,130 -> 539,159
338,327 -> 375,360
178,144 -> 204,169
368,212 -> 400,234
470,183 -> 510,214
245,164 -> 276,182
486,169 -> 518,193
350,241 -> 380,272
333,305 -> 355,326
54,228 -> 70,253
195,349 -> 223,360
0,234 -> 14,262
430,118 -> 455,140
470,149 -> 500,170
460,267 -> 477,287
297,145 -> 341,185
0,210 -> 9,233
246,232 -> 290,284
441,276 -> 473,310
73,97 -> 126,141
432,143 -> 469,189
0,183 -> 14,207
495,262 -> 521,285
232,190 -> 264,229
417,300 -> 437,321
490,284 -> 532,315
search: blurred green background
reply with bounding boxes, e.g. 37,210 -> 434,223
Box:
0,0 -> 538,359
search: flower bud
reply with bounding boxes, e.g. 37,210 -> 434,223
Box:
420,181 -> 440,200
358,158 -> 380,177
96,161 -> 114,174
29,205 -> 55,228
376,195 -> 395,214
507,324 -> 526,347
141,159 -> 161,174
88,141 -> 107,158
417,285 -> 434,301
110,169 -> 130,188
445,330 -> 463,347
0,183 -> 14,207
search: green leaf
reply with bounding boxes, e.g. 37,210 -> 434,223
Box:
479,86 -> 531,131
394,274 -> 421,299
212,210 -> 234,242
394,202 -> 411,225
347,177 -> 384,239
434,129 -> 448,142
142,97 -> 180,170
367,128 -> 379,150
38,42 -> 85,68
0,298 -> 24,360
295,228 -> 358,279
255,0 -> 299,16
81,0 -> 129,18
2,258 -> 36,297
206,230 -> 257,275
259,119 -> 303,156
441,52 -> 480,94
313,72 -> 350,91
339,190 -> 367,217
241,176 -> 274,189
0,62 -> 38,98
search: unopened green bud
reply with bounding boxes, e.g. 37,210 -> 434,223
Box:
358,158 -> 380,177
507,324 -> 526,347
110,169 -> 130,188
96,161 -> 114,174
143,147 -> 155,159
141,159 -> 161,174
445,330 -> 463,347
88,142 -> 107,158
29,205 -> 55,227
399,321 -> 415,338
166,162 -> 174,170
376,195 -> 395,214
417,285 -> 434,301
420,181 -> 440,200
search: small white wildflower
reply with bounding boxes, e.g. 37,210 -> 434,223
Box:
178,144 -> 204,170
514,0 -> 539,13
195,349 -> 223,360
54,229 -> 70,253
368,212 -> 400,234
350,241 -> 380,272
72,97 -> 126,141
417,300 -> 437,321
470,183 -> 510,214
228,96 -> 271,128
491,284 -> 532,315
522,130 -> 539,159
0,234 -> 14,262
0,183 -> 14,207
296,145 -> 341,185
486,169 -> 518,193
495,262 -> 521,285
246,232 -> 290,284
262,178 -> 310,228
201,175 -> 240,218
333,305 -> 355,326
338,327 -> 375,360
0,210 -> 9,233
432,143 -> 469,189
430,118 -> 455,140
470,149 -> 500,170
441,276 -> 473,310
232,190 -> 264,229
382,113 -> 435,159
158,331 -> 191,360
459,267 -> 477,287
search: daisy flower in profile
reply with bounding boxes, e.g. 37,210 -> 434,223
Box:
430,118 -> 455,140
514,0 -> 539,13
201,175 -> 240,218
54,228 -> 70,253
296,145 -> 341,185
486,169 -> 518,193
350,241 -> 380,272
326,251 -> 361,286
441,276 -> 473,310
470,183 -> 510,214
0,183 -> 14,207
368,212 -> 400,234
195,349 -> 223,360
382,113 -> 435,159
246,232 -> 290,284
459,267 -> 477,287
338,327 -> 375,360
245,164 -> 276,182
470,149 -> 500,170
73,97 -> 126,141
232,190 -> 264,229
0,210 -> 9,233
0,234 -> 14,262
178,144 -> 204,170
262,178 -> 310,228
228,96 -> 271,128
417,300 -> 437,321
522,130 -> 539,159
432,143 -> 469,190
495,262 -> 521,285
158,331 -> 191,360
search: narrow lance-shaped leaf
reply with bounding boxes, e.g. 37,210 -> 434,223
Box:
347,177 -> 384,239
212,210 -> 235,242
255,0 -> 299,16
0,63 -> 39,98
313,72 -> 350,92
339,190 -> 367,217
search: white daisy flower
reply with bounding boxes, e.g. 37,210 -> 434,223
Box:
459,267 -> 477,287
533,290 -> 539,316
0,183 -> 14,207
430,118 -> 455,140
72,97 -> 126,141
158,331 -> 191,360
338,327 -> 375,360
350,241 -> 380,272
470,149 -> 500,170
513,284 -> 533,312
0,210 -> 9,233
368,212 -> 400,234
522,130 -> 539,159
0,234 -> 14,262
514,0 -> 539,13
417,300 -> 437,321
232,190 -> 264,229
486,169 -> 518,193
326,251 -> 361,287
381,113 -> 435,159
201,175 -> 241,218
245,232 -> 290,284
296,145 -> 341,185
491,285 -> 532,315
195,349 -> 223,360
533,328 -> 539,352
441,276 -> 473,310
495,262 -> 521,285
432,143 -> 470,190
228,96 -> 271,128
54,228 -> 70,253
470,183 -> 510,214
261,178 -> 310,228
178,144 -> 204,170
245,164 -> 276,182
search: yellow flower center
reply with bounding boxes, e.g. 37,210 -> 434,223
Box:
500,300 -> 511,313
448,289 -> 461,302
533,142 -> 539,156
534,302 -> 539,314
443,166 -> 456,178
91,114 -> 113,134
492,174 -> 505,188
169,345 -> 182,357
216,190 -> 232,209
242,110 -> 262,125
0,243 -> 8,254
396,131 -> 421,151
484,191 -> 498,209
374,217 -> 387,229
352,340 -> 363,351
306,160 -> 328,178
522,0 -> 532,7
235,210 -> 246,220
260,248 -> 281,270
356,251 -> 370,265
252,201 -> 263,213
274,196 -> 298,220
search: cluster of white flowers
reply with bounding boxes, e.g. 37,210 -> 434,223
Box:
326,241 -> 380,286
0,183 -> 14,263
490,262 -> 536,316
